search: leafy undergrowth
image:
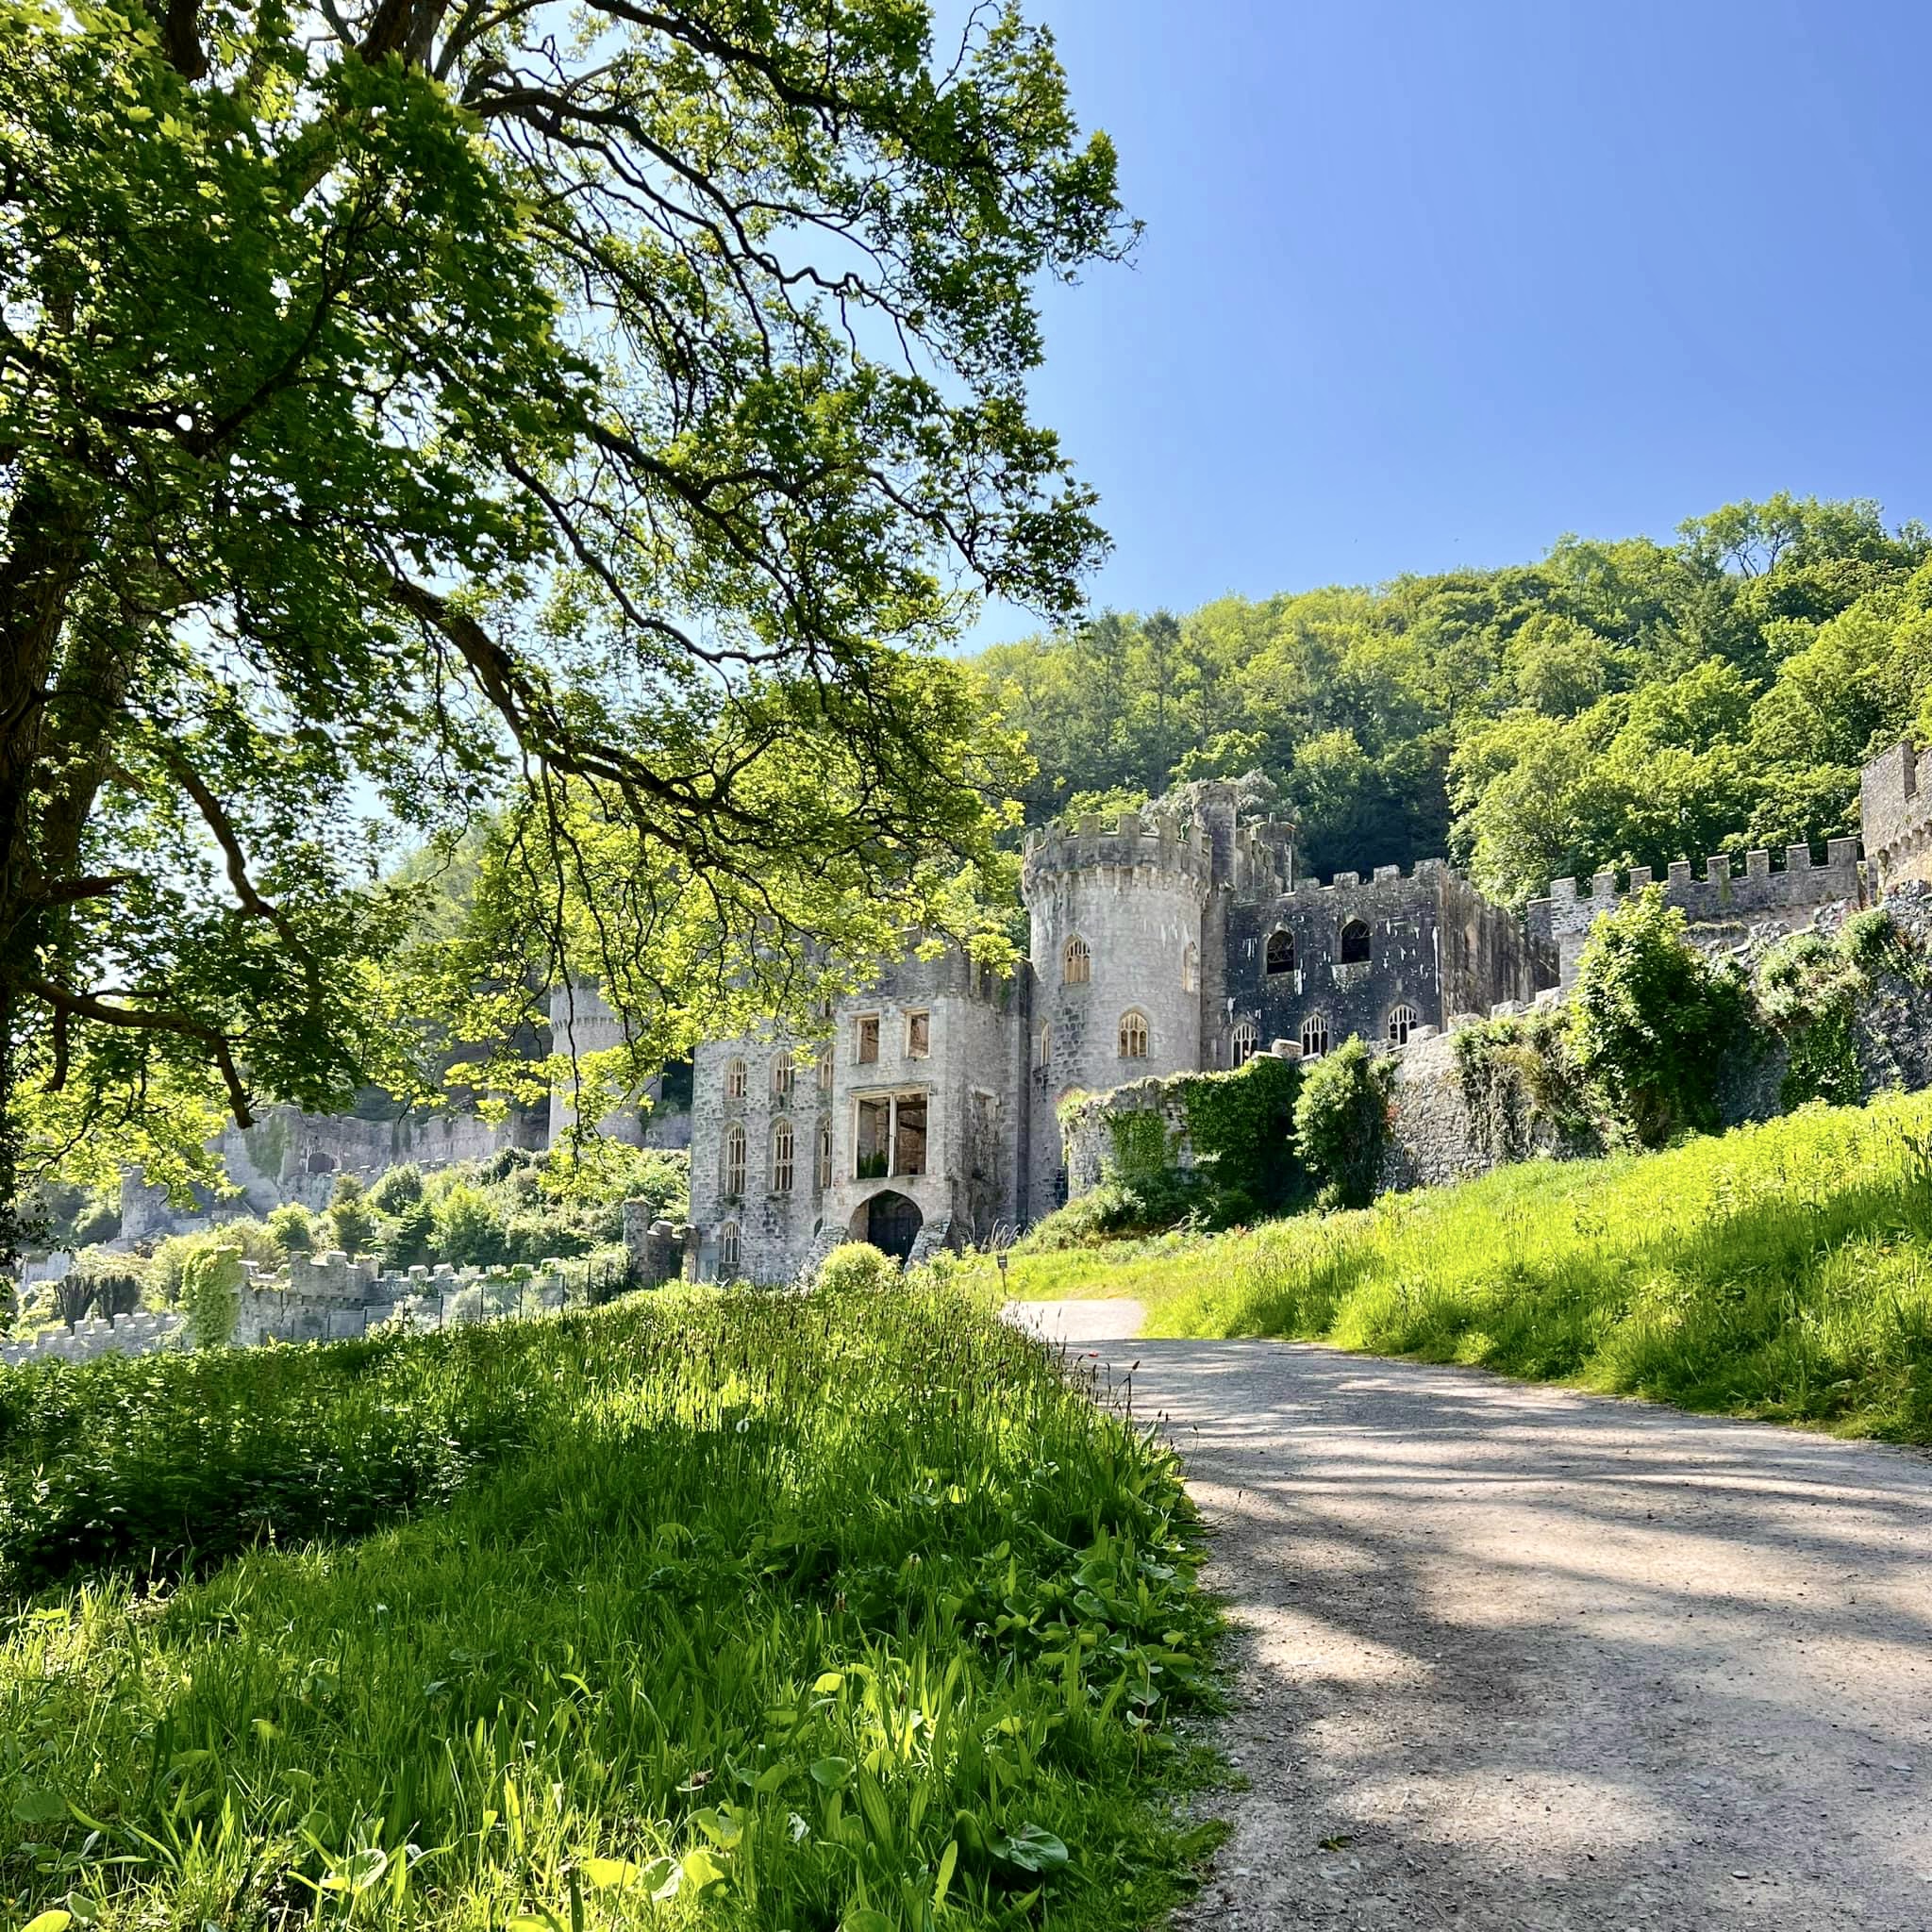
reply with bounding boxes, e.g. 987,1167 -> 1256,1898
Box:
0,1286 -> 1223,1931
991,1091 -> 1932,1444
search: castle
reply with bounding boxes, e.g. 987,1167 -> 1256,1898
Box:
628,739 -> 1931,1285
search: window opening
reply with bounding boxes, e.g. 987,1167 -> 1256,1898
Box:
772,1050 -> 794,1099
1037,1023 -> 1052,1071
1387,1004 -> 1420,1046
816,1122 -> 833,1191
724,1056 -> 747,1099
772,1118 -> 794,1192
907,1010 -> 930,1058
1182,942 -> 1200,993
817,1055 -> 834,1093
1062,936 -> 1091,985
722,1123 -> 747,1194
1265,929 -> 1295,976
1300,1015 -> 1330,1059
856,1014 -> 880,1063
719,1223 -> 740,1274
1231,1018 -> 1259,1066
894,1093 -> 928,1175
1340,919 -> 1372,964
854,1092 -> 929,1180
1118,1009 -> 1149,1058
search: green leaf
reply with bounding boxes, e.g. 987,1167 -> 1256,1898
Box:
688,1807 -> 741,1850
579,1857 -> 638,1889
933,1838 -> 959,1907
809,1756 -> 853,1790
840,1912 -> 891,1932
12,1790 -> 67,1824
998,1824 -> 1070,1874
23,1914 -> 73,1932
811,1670 -> 845,1693
677,1845 -> 727,1892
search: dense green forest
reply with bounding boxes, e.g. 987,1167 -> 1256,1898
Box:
968,494 -> 1932,903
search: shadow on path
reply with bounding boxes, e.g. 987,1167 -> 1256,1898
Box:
1008,1300 -> 1932,1932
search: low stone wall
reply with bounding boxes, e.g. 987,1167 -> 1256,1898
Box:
0,1308 -> 182,1369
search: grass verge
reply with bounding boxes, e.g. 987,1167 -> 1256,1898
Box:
991,1091 -> 1932,1444
0,1284 -> 1221,1931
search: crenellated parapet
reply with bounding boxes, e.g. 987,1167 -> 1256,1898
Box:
1525,839 -> 1865,988
1021,808 -> 1218,901
1281,856 -> 1454,903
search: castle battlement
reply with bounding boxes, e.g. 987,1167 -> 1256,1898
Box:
1285,857 -> 1454,900
1022,808 -> 1219,897
1530,838 -> 1862,931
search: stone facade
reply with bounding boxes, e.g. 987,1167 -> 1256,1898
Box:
1860,740 -> 1932,891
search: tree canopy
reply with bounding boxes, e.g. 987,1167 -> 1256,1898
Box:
971,492 -> 1932,894
1,0 -> 1130,1244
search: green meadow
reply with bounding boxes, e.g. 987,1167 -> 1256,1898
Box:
992,1091 -> 1932,1444
0,1286 -> 1219,1932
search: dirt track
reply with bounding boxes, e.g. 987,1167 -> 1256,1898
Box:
1008,1300 -> 1932,1931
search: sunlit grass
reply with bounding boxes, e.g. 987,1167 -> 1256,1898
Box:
989,1092 -> 1932,1443
0,1285 -> 1222,1931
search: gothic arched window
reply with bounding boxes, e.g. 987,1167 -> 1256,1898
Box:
1300,1015 -> 1330,1059
771,1118 -> 795,1192
722,1123 -> 747,1195
724,1056 -> 747,1099
1231,1018 -> 1259,1067
1340,919 -> 1372,965
1063,935 -> 1091,985
1387,1004 -> 1420,1046
1037,1023 -> 1052,1070
1265,929 -> 1295,975
816,1122 -> 833,1191
719,1222 -> 741,1274
1118,1009 -> 1150,1058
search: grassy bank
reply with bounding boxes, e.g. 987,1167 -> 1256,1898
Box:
994,1091 -> 1932,1443
0,1287 -> 1219,1931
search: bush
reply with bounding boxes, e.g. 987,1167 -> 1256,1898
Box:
1570,887 -> 1749,1146
180,1244 -> 244,1349
434,1181 -> 508,1267
368,1161 -> 424,1215
378,1198 -> 436,1271
1293,1036 -> 1394,1209
814,1241 -> 900,1294
326,1174 -> 375,1256
266,1202 -> 315,1257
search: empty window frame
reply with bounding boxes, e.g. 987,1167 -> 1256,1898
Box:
1300,1015 -> 1330,1059
719,1222 -> 741,1274
906,1010 -> 930,1058
771,1118 -> 795,1192
1387,1004 -> 1420,1046
817,1054 -> 834,1093
854,1091 -> 928,1180
1339,919 -> 1372,965
724,1056 -> 748,1099
1118,1009 -> 1150,1058
1231,1018 -> 1259,1067
855,1014 -> 880,1063
1182,942 -> 1200,993
1062,936 -> 1091,985
1036,1023 -> 1052,1071
772,1050 -> 795,1100
722,1122 -> 747,1195
816,1121 -> 833,1191
1265,928 -> 1295,976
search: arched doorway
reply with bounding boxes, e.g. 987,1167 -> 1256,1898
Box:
854,1190 -> 922,1263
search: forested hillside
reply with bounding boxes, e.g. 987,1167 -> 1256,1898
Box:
969,495 -> 1932,902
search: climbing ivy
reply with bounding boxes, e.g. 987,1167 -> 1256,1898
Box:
1292,1038 -> 1394,1210
1452,1009 -> 1603,1161
1758,908 -> 1928,1109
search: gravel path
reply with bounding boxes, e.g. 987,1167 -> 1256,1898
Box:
1007,1300 -> 1932,1931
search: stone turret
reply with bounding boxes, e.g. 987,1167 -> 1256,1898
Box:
1862,740 -> 1932,891
1021,807 -> 1222,1210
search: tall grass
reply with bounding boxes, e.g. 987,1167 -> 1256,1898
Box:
0,1286 -> 1219,1931
992,1092 -> 1932,1443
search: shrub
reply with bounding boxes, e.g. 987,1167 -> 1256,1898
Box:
327,1174 -> 375,1257
1570,887 -> 1750,1146
378,1198 -> 436,1271
180,1244 -> 245,1349
434,1182 -> 508,1267
368,1161 -> 424,1215
266,1203 -> 315,1257
1293,1036 -> 1394,1209
815,1241 -> 899,1294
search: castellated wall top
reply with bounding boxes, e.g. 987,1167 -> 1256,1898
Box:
1527,838 -> 1863,938
1862,740 -> 1932,889
1020,807 -> 1286,899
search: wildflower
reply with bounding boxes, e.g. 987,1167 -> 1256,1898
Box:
788,1812 -> 810,1841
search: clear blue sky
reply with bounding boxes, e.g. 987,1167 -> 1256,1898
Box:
964,0 -> 1932,649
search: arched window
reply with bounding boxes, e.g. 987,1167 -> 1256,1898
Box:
722,1123 -> 747,1195
724,1056 -> 747,1099
1340,919 -> 1372,965
1387,1004 -> 1420,1046
1301,1015 -> 1330,1059
1062,935 -> 1091,986
1231,1018 -> 1259,1067
816,1122 -> 833,1191
817,1054 -> 834,1093
1182,942 -> 1200,993
1265,929 -> 1295,976
772,1050 -> 794,1099
771,1118 -> 794,1192
1037,1023 -> 1052,1070
719,1223 -> 741,1274
1118,1009 -> 1150,1058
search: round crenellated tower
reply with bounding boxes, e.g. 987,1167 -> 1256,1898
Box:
1019,807 -> 1221,1215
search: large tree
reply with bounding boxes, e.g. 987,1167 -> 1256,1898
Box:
0,0 -> 1130,1241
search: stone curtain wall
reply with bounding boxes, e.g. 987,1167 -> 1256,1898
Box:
1,1309 -> 182,1370
1861,741 -> 1932,891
